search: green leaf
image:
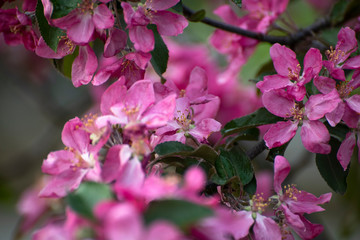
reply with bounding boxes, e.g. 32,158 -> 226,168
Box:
148,24 -> 169,77
187,9 -> 206,22
266,141 -> 291,162
187,144 -> 218,165
154,142 -> 218,165
36,0 -> 65,51
50,0 -> 82,19
316,138 -> 349,195
154,141 -> 194,156
144,199 -> 213,231
172,0 -> 183,13
244,175 -> 257,195
231,0 -> 242,8
225,128 -> 260,149
221,107 -> 284,137
330,0 -> 348,25
67,182 -> 113,219
213,148 -> 254,186
330,0 -> 360,26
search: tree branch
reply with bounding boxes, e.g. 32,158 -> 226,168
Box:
246,140 -> 267,160
182,5 -> 330,47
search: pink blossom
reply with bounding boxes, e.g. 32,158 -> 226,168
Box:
314,70 -> 360,126
210,5 -> 258,75
121,0 -> 188,52
52,0 -> 114,44
39,117 -> 105,198
243,0 -> 289,31
35,36 -> 76,59
93,51 -> 151,87
273,156 -> 332,239
263,89 -> 341,153
94,201 -> 184,240
151,41 -> 261,125
257,43 -> 322,101
323,27 -> 358,81
0,8 -> 38,51
194,208 -> 254,240
155,97 -> 221,144
96,79 -> 176,138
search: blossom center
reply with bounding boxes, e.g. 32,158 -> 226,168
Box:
287,64 -> 301,82
174,109 -> 194,131
288,103 -> 304,121
59,35 -> 75,55
251,193 -> 269,214
326,46 -> 345,64
336,81 -> 353,99
122,105 -> 140,121
283,184 -> 301,201
78,0 -> 95,14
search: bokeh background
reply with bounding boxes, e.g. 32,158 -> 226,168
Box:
1,0 -> 360,239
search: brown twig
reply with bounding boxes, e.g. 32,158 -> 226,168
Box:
182,5 -> 330,48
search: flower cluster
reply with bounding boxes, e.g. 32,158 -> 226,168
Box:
257,27 -> 360,170
2,0 -> 358,239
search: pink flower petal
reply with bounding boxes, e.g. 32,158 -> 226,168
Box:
343,55 -> 360,69
303,48 -> 322,78
290,215 -> 324,240
103,28 -> 127,58
100,77 -> 127,115
129,26 -> 154,52
41,150 -> 75,175
337,132 -> 356,170
300,120 -> 330,154
57,12 -> 94,44
141,94 -> 176,129
125,51 -> 151,70
274,156 -> 290,194
270,43 -> 299,77
286,192 -> 332,214
325,101 -> 345,127
184,167 -> 206,193
144,221 -> 182,240
102,145 -> 122,183
93,4 -> 114,30
264,121 -> 298,149
345,94 -> 360,114
262,90 -> 294,118
190,118 -> 222,141
151,11 -> 188,36
124,80 -> 156,117
71,45 -> 98,87
39,169 -> 87,198
61,117 -> 90,153
336,27 -> 357,61
342,104 -> 360,128
147,0 -> 180,11
281,205 -> 305,229
256,74 -> 291,93
305,89 -> 341,120
186,67 -> 208,99
253,214 -> 282,240
313,76 -> 336,94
